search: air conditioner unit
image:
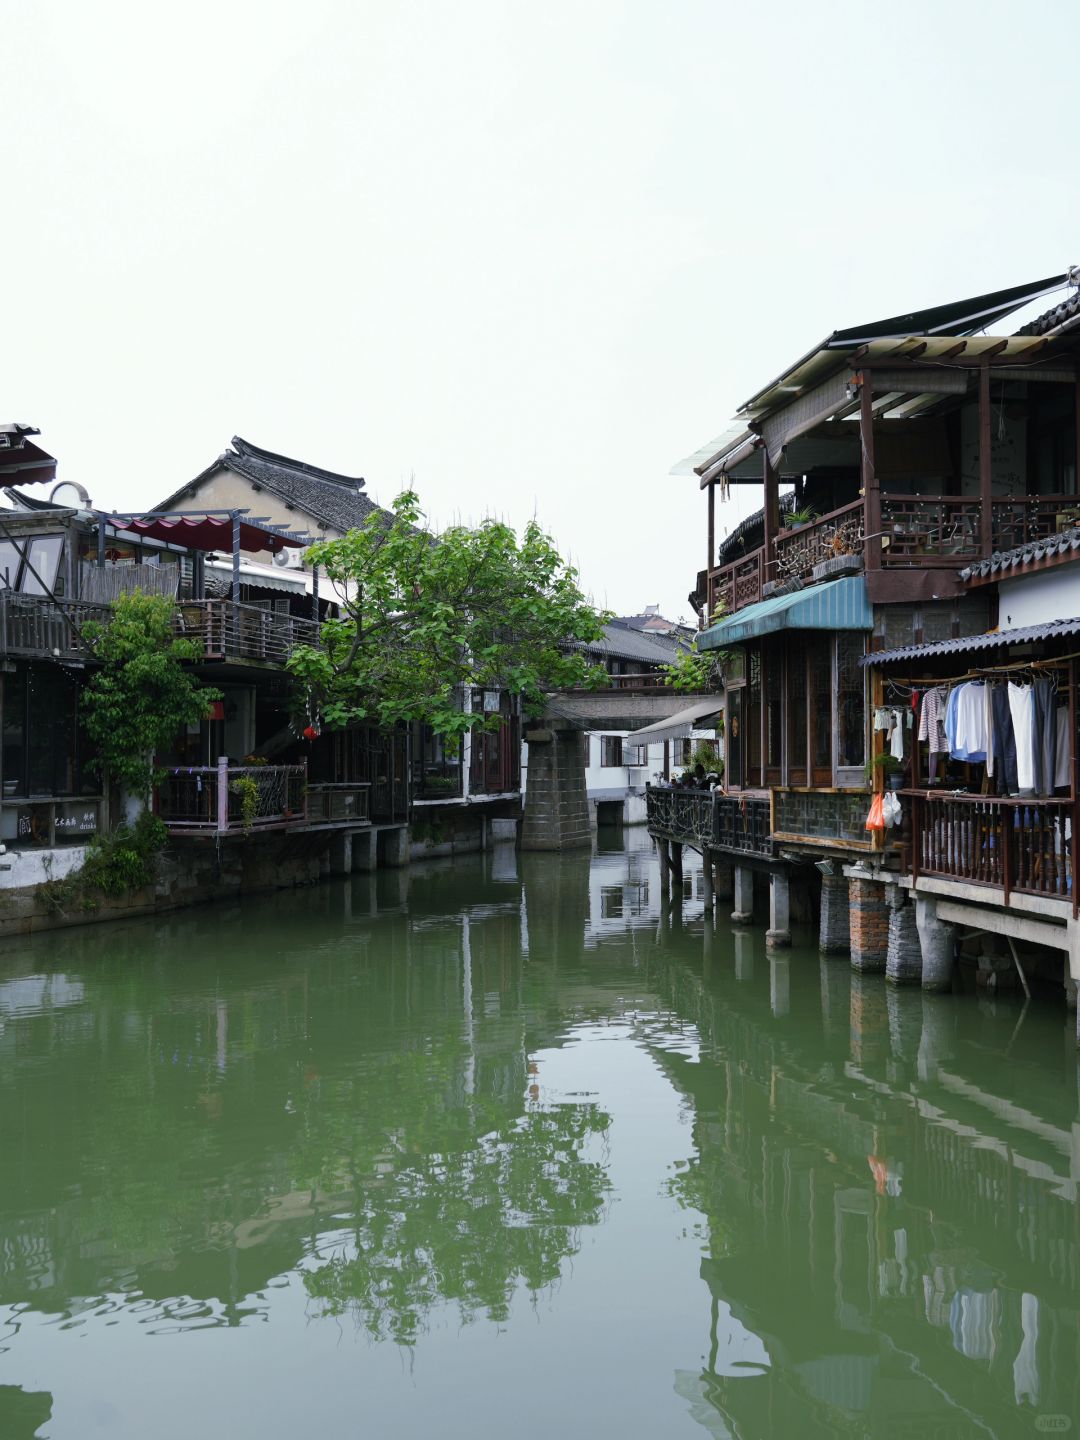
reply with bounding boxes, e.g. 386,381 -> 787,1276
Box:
272,548 -> 305,569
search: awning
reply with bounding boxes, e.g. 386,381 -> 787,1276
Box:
698,576 -> 873,650
623,697 -> 723,746
105,512 -> 309,554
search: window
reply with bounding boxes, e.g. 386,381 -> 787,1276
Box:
601,736 -> 623,767
836,633 -> 866,771
0,534 -> 65,595
623,743 -> 648,767
672,738 -> 692,768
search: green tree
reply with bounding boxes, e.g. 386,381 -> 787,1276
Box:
286,492 -> 611,741
81,591 -> 221,797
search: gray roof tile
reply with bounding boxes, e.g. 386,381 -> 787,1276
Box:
960,527 -> 1080,582
863,616 -> 1080,666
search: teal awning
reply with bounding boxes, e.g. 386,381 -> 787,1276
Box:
698,576 -> 872,650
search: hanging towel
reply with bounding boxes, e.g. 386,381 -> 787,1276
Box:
1008,683 -> 1036,793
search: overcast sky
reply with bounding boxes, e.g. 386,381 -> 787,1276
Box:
5,0 -> 1080,621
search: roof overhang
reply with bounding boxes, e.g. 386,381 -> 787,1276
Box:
620,697 -> 723,746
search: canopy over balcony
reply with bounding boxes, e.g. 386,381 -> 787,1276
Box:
105,510 -> 309,554
698,576 -> 872,650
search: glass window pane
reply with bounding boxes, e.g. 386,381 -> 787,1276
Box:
0,541 -> 19,590
836,633 -> 866,769
22,536 -> 64,596
811,637 -> 832,769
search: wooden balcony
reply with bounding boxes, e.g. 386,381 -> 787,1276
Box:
0,595 -> 112,661
173,601 -> 320,666
707,494 -> 1080,618
645,786 -> 775,860
907,791 -> 1075,906
159,762 -> 311,836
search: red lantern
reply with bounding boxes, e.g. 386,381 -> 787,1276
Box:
303,724 -> 320,741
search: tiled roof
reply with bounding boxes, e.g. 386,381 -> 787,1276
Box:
717,492 -> 796,564
1014,289 -> 1080,337
960,526 -> 1080,582
863,617 -> 1080,667
585,623 -> 685,666
159,436 -> 381,534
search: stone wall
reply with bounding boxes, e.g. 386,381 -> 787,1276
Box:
0,831 -> 335,940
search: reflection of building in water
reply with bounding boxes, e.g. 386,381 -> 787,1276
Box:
649,951 -> 1080,1438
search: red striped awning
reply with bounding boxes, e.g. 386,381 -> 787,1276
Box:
110,515 -> 306,554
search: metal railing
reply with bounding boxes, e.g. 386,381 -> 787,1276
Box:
908,791 -> 1075,903
645,786 -> 775,859
158,761 -> 308,834
173,601 -> 320,664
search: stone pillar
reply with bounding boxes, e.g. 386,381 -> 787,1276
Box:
328,831 -> 352,877
766,869 -> 791,948
849,873 -> 888,973
819,872 -> 850,955
769,953 -> 791,1017
670,843 -> 684,883
915,895 -> 955,992
885,888 -> 922,986
714,859 -> 734,903
520,725 -> 592,851
352,828 -> 378,873
701,852 -> 713,909
379,825 -> 410,869
731,866 -> 754,926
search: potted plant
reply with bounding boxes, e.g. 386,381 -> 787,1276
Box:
787,508 -> 817,530
866,753 -> 904,791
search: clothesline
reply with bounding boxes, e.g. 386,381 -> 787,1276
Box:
876,648 -> 1080,693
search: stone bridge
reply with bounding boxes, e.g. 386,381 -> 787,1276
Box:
520,689 -> 718,852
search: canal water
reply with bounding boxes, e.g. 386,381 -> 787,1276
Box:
0,832 -> 1078,1439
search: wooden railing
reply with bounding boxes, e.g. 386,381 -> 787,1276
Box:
173,601 -> 320,665
773,500 -> 864,581
307,782 -> 371,825
908,792 -> 1075,903
0,596 -> 112,659
991,494 -> 1076,551
645,786 -> 775,859
880,496 -> 982,560
708,552 -> 763,618
159,762 -> 308,835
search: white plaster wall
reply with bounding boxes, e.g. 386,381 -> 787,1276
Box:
999,563 -> 1080,629
174,466 -> 342,556
0,845 -> 89,890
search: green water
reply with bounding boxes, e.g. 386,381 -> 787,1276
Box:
0,833 -> 1078,1439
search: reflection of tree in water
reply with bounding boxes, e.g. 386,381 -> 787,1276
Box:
304,1099 -> 611,1345
0,1385 -> 52,1440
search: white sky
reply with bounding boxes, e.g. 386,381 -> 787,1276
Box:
5,0 -> 1080,622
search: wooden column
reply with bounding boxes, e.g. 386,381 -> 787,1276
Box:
979,360 -> 993,557
859,374 -> 880,571
762,448 -> 778,584
707,479 -> 715,584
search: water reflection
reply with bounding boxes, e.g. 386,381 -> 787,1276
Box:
0,832 -> 1077,1438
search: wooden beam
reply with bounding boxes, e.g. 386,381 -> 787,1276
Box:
762,448 -> 778,579
979,361 -> 993,558
859,378 -> 880,572
707,478 -> 715,577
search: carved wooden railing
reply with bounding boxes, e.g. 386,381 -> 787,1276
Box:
708,551 -> 763,618
990,495 -> 1076,552
774,500 -> 864,581
879,496 -> 982,560
908,792 -> 1075,903
714,793 -> 774,858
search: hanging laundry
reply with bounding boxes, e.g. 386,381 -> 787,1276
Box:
1032,679 -> 1057,796
951,682 -> 987,763
1055,706 -> 1071,790
918,687 -> 949,754
1008,682 -> 1037,793
990,684 -> 1019,794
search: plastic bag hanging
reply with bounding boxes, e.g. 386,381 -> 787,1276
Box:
865,794 -> 886,831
